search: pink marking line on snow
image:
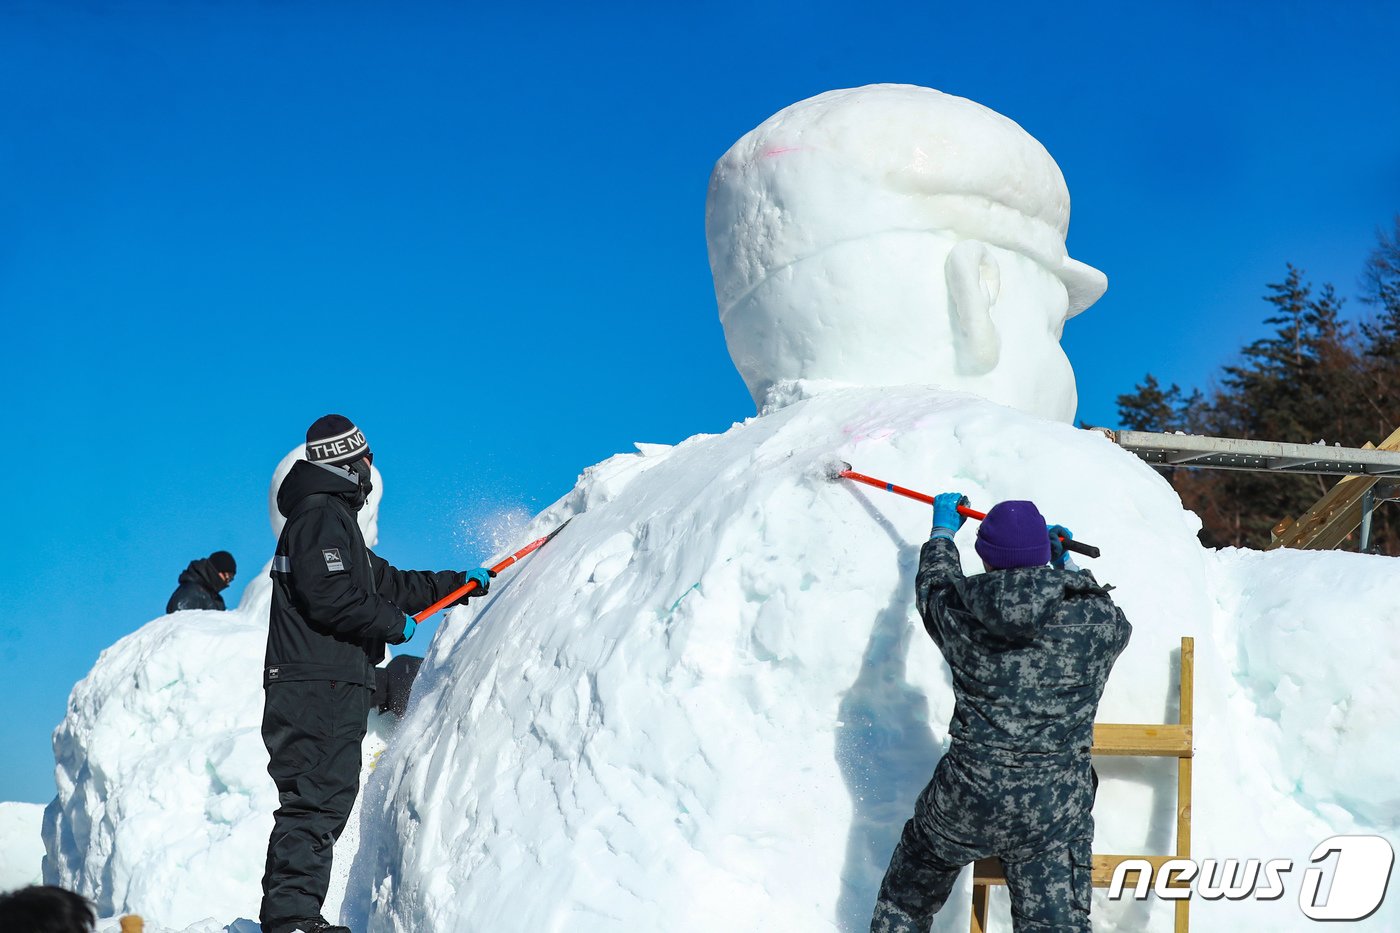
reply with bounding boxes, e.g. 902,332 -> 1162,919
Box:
763,146 -> 801,158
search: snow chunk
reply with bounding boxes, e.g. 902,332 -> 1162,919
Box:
0,801 -> 45,891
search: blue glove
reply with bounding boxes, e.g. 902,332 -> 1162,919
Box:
400,615 -> 416,643
1047,524 -> 1074,567
932,492 -> 970,538
452,567 -> 496,606
467,567 -> 494,593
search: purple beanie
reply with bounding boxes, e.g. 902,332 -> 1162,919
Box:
975,500 -> 1051,569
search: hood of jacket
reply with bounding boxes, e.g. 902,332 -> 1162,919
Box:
954,565 -> 1111,642
276,458 -> 362,518
178,558 -> 227,593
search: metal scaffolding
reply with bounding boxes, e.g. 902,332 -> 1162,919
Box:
1091,429 -> 1400,476
1091,428 -> 1400,552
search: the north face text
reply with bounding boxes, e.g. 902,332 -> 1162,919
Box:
307,429 -> 366,464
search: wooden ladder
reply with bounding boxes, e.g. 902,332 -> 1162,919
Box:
969,637 -> 1195,933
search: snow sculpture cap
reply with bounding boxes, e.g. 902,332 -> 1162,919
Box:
705,84 -> 1106,419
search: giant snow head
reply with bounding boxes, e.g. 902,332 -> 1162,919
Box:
705,84 -> 1106,421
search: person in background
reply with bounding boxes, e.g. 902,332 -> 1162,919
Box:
259,415 -> 492,933
871,494 -> 1132,933
166,550 -> 237,612
0,885 -> 96,933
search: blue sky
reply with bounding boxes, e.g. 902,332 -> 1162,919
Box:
1,1 -> 1397,803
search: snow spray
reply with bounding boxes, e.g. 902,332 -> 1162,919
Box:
458,506 -> 536,562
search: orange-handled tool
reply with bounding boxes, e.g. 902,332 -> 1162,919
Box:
414,519 -> 571,623
832,463 -> 1100,558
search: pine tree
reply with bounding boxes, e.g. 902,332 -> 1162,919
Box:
1116,376 -> 1207,434
1135,266 -> 1370,549
1360,215 -> 1400,348
1113,224 -> 1400,554
1215,265 -> 1351,444
1359,216 -> 1400,440
1116,375 -> 1179,432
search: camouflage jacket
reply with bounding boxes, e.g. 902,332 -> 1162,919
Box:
916,536 -> 1132,759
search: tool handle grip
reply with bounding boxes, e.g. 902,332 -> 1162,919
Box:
1064,538 -> 1100,559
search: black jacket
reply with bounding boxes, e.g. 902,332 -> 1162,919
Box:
265,459 -> 463,688
166,559 -> 228,613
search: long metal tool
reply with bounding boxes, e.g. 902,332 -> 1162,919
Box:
414,519 -> 572,623
832,463 -> 1101,558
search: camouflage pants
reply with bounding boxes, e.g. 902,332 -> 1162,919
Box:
871,748 -> 1095,933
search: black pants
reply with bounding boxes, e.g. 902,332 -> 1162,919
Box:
259,680 -> 372,928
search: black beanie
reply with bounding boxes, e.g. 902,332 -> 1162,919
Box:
306,414 -> 370,466
209,551 -> 237,575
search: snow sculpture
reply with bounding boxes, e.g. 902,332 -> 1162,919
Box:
706,84 -> 1106,422
351,85 -> 1399,932
353,393 -> 1227,932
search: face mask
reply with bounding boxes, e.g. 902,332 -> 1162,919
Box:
349,458 -> 373,508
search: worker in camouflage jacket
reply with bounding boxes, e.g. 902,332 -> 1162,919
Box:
870,494 -> 1131,933
260,415 -> 494,933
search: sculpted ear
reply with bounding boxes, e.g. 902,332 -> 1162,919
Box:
945,239 -> 1001,376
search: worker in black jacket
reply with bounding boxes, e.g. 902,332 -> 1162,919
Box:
165,551 -> 237,612
259,415 -> 492,933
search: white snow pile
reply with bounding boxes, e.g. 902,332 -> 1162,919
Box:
22,84 -> 1400,932
345,387 -> 1400,932
0,801 -> 45,891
